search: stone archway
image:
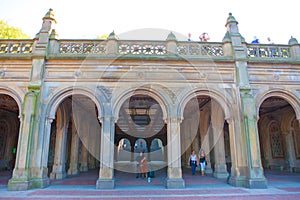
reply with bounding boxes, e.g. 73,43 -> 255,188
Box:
47,94 -> 101,181
0,94 -> 20,173
258,96 -> 300,172
150,138 -> 165,162
114,94 -> 167,173
180,95 -> 229,178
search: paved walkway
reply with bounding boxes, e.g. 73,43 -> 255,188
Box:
0,169 -> 300,199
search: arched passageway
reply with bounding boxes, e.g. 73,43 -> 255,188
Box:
114,94 -> 167,174
48,94 -> 100,181
181,95 -> 230,178
258,97 -> 300,172
0,94 -> 20,173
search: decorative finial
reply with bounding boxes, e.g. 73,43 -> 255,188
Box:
166,31 -> 177,41
225,12 -> 238,27
288,36 -> 298,45
107,30 -> 118,40
43,8 -> 56,23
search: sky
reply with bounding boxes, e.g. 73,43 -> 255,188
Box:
0,0 -> 299,44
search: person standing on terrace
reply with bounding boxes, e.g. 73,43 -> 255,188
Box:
251,36 -> 259,44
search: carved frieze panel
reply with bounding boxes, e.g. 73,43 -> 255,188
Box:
97,86 -> 112,101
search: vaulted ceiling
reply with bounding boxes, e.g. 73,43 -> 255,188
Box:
0,94 -> 19,114
259,97 -> 291,116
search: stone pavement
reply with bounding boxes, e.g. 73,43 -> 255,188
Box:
0,168 -> 300,199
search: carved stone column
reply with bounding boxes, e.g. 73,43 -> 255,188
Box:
180,117 -> 189,166
8,8 -> 57,190
283,130 -> 296,172
224,12 -> 267,188
166,115 -> 185,189
67,120 -> 79,175
96,116 -> 115,189
199,107 -> 213,174
225,118 -> 239,178
240,89 -> 267,188
8,90 -> 39,190
37,117 -> 53,185
50,109 -> 69,180
212,129 -> 229,178
211,101 -> 228,178
87,120 -> 97,170
80,144 -> 89,172
89,154 -> 96,169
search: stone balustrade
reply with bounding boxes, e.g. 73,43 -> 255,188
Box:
0,40 -> 33,54
56,40 -> 225,57
58,40 -> 107,54
117,40 -> 167,55
0,38 -> 299,61
247,44 -> 290,59
177,42 -> 224,57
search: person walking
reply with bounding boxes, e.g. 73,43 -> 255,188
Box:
199,149 -> 207,176
135,151 -> 148,178
189,150 -> 197,175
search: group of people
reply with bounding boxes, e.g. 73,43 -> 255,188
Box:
136,149 -> 207,178
189,149 -> 207,176
188,33 -> 210,42
251,36 -> 274,44
187,33 -> 274,44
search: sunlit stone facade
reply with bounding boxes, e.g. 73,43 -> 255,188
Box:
1,9 -> 300,190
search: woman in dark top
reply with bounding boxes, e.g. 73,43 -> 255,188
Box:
199,149 -> 207,176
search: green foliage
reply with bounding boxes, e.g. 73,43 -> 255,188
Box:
0,20 -> 30,39
97,34 -> 108,40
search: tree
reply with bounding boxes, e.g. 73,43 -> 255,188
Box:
0,20 -> 30,39
97,34 -> 108,40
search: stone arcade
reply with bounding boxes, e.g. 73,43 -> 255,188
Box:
1,9 -> 300,190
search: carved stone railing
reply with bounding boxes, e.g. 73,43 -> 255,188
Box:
118,40 -> 167,55
247,44 -> 290,59
0,40 -> 33,54
58,40 -> 107,54
56,39 -> 224,57
0,39 -> 298,61
177,42 -> 224,56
